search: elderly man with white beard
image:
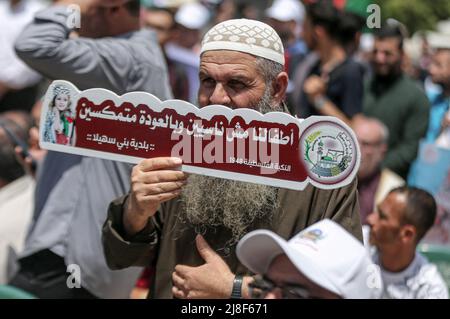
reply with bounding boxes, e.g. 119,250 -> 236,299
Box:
102,19 -> 362,299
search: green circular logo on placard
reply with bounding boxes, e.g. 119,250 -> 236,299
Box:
301,121 -> 356,185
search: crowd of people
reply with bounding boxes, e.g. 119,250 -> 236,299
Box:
0,0 -> 449,299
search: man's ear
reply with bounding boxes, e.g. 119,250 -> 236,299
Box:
400,224 -> 417,245
271,71 -> 289,107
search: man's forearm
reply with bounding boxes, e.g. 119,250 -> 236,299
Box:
14,5 -> 114,89
102,195 -> 160,269
15,6 -> 73,75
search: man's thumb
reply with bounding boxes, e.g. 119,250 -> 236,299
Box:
196,234 -> 218,263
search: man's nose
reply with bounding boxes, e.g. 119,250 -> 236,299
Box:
375,51 -> 386,64
209,83 -> 231,106
367,212 -> 376,226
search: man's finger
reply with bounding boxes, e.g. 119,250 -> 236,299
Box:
139,157 -> 182,172
172,272 -> 186,290
174,264 -> 194,277
172,286 -> 186,299
139,170 -> 188,184
140,191 -> 182,205
137,181 -> 186,196
196,234 -> 219,263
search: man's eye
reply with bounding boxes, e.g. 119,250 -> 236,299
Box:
201,78 -> 215,87
228,80 -> 246,90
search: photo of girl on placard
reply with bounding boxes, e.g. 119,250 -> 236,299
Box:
43,85 -> 75,146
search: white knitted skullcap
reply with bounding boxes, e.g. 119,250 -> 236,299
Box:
200,19 -> 285,65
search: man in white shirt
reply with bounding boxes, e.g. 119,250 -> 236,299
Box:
366,186 -> 448,298
0,0 -> 44,110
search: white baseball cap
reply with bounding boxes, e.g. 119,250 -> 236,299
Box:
265,0 -> 305,23
427,32 -> 450,50
175,2 -> 210,30
236,219 -> 382,299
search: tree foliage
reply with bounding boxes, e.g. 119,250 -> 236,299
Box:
375,0 -> 450,34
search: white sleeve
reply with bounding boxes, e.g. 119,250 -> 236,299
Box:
416,264 -> 449,299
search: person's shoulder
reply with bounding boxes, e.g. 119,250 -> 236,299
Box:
341,57 -> 364,72
97,29 -> 164,68
335,58 -> 364,82
397,76 -> 430,108
284,178 -> 357,195
129,28 -> 158,41
414,252 -> 445,283
279,180 -> 358,215
413,253 -> 449,298
343,57 -> 363,69
98,29 -> 157,50
400,75 -> 426,94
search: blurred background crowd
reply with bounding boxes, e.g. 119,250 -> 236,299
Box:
1,0 -> 450,299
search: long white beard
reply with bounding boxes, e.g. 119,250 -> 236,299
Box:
179,175 -> 278,246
